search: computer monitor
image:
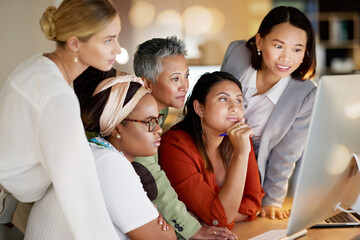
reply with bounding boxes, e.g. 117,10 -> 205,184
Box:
286,74 -> 360,236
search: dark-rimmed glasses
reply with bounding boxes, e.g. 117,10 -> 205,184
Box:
123,113 -> 165,132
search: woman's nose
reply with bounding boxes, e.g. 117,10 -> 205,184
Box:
280,48 -> 291,61
180,78 -> 189,93
154,123 -> 163,135
229,102 -> 239,112
114,41 -> 122,55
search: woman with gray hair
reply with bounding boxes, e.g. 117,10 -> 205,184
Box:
133,36 -> 189,111
74,36 -> 237,239
133,37 -> 237,240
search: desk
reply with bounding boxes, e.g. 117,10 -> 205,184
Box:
231,198 -> 360,240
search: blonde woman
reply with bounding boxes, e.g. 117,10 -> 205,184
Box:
0,0 -> 121,239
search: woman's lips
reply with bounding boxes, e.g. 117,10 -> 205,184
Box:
276,64 -> 291,72
176,95 -> 186,101
226,117 -> 240,122
153,138 -> 161,147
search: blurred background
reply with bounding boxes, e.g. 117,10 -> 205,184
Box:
1,0 -> 360,86
1,0 -> 360,100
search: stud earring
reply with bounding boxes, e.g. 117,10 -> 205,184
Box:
117,134 -> 121,140
74,56 -> 78,63
257,49 -> 261,56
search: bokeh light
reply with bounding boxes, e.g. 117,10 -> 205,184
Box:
182,6 -> 212,35
207,8 -> 225,34
116,47 -> 129,65
129,1 -> 155,28
156,9 -> 182,29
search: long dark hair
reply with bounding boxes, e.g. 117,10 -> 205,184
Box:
73,67 -> 142,133
246,6 -> 316,80
178,71 -> 242,172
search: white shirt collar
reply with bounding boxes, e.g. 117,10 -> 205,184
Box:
241,67 -> 290,105
266,75 -> 291,105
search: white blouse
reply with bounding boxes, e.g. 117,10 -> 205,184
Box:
91,140 -> 159,238
0,54 -> 119,240
25,138 -> 158,240
241,67 -> 290,155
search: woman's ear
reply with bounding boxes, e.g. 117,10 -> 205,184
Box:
193,100 -> 204,118
142,77 -> 153,93
67,36 -> 80,53
110,125 -> 123,140
255,33 -> 263,51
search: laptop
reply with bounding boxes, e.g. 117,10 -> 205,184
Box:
312,197 -> 360,227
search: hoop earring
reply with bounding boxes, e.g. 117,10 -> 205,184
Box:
257,49 -> 261,56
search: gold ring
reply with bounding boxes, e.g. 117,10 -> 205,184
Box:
213,230 -> 217,235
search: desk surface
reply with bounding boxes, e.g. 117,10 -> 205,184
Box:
231,198 -> 360,240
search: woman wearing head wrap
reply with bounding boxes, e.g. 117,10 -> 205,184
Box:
26,74 -> 176,240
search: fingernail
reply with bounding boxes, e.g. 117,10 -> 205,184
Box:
163,226 -> 167,231
159,220 -> 163,225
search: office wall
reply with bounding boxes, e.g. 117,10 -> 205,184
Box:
0,0 -> 61,89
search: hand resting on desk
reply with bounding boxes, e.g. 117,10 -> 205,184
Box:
188,211 -> 238,239
191,225 -> 238,240
260,206 -> 290,220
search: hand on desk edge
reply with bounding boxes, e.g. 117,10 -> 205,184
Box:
191,225 -> 238,240
260,206 -> 290,220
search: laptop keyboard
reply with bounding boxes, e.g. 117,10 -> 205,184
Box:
326,212 -> 356,223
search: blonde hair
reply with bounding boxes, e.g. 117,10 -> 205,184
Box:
40,0 -> 117,46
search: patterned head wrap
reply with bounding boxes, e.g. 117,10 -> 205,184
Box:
93,74 -> 148,136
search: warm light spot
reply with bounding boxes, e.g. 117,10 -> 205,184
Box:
156,10 -> 182,29
182,6 -> 212,35
207,8 -> 225,34
326,144 -> 351,175
248,1 -> 272,15
129,2 -> 155,28
249,21 -> 261,35
345,102 -> 360,119
116,48 -> 129,64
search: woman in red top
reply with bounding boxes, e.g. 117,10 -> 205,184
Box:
159,71 -> 264,230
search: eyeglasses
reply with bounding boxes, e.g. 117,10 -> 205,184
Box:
123,114 -> 165,132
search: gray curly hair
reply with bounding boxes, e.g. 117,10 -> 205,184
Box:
133,36 -> 187,83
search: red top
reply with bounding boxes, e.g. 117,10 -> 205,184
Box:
159,126 -> 265,229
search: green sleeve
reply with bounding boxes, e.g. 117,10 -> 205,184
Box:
133,154 -> 201,240
160,108 -> 169,121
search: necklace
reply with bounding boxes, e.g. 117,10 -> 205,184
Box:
46,52 -> 70,83
88,136 -> 120,153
